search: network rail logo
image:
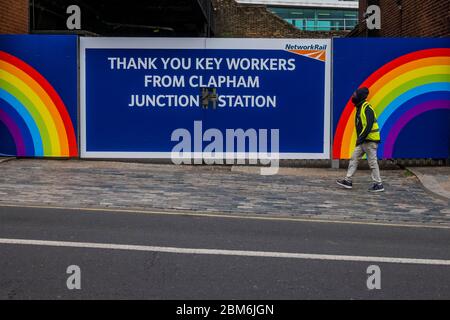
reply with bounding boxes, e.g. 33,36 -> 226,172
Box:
285,44 -> 328,51
285,44 -> 328,62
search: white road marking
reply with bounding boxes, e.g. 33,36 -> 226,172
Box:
0,238 -> 450,266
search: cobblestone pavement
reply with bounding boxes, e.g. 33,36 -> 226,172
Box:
0,159 -> 449,225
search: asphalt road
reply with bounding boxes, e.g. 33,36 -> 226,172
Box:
0,205 -> 449,300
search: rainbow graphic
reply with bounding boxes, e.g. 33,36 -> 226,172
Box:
333,48 -> 450,159
0,50 -> 77,157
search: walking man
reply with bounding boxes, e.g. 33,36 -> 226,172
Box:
337,87 -> 384,192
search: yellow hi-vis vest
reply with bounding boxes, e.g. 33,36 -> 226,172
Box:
360,102 -> 380,141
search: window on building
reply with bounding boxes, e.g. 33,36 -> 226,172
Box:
269,7 -> 358,32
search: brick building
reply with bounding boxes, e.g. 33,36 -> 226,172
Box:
1,0 -> 449,37
350,0 -> 450,37
0,0 -> 28,33
0,0 -> 349,38
211,0 -> 349,38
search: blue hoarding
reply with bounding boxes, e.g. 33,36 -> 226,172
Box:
333,38 -> 450,159
81,38 -> 331,160
0,35 -> 78,157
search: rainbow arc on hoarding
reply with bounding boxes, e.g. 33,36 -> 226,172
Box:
333,48 -> 450,159
0,50 -> 77,157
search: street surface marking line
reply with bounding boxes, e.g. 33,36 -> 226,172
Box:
1,238 -> 450,266
1,204 -> 449,230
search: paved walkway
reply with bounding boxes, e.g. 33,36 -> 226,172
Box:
407,167 -> 450,201
0,159 -> 449,225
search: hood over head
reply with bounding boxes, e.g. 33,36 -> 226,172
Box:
352,87 -> 369,106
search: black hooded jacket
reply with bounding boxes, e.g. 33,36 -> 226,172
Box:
353,88 -> 378,145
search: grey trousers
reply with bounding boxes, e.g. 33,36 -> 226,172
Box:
346,141 -> 382,183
